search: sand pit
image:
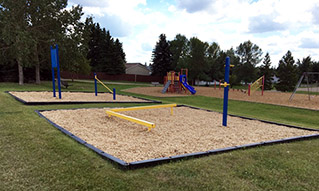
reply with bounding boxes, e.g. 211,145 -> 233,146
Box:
40,106 -> 317,164
8,91 -> 158,104
124,87 -> 319,110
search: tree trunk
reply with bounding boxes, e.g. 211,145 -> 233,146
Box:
18,61 -> 24,85
34,45 -> 41,84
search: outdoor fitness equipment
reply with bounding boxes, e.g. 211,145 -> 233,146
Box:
221,57 -> 231,127
106,104 -> 177,131
289,72 -> 319,101
50,45 -> 62,99
248,76 -> 265,96
94,73 -> 116,100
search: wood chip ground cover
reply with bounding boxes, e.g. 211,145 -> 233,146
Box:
40,107 -> 317,163
9,91 -> 149,103
124,87 -> 319,110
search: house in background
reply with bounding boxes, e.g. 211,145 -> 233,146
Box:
125,63 -> 151,76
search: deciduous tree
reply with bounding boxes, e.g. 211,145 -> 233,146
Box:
235,40 -> 262,83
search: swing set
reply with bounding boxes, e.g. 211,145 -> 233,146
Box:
289,72 -> 319,101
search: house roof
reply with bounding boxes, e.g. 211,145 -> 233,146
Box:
125,63 -> 150,71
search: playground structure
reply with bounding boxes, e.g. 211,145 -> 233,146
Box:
290,72 -> 319,101
106,104 -> 177,131
248,76 -> 265,96
94,73 -> 116,100
162,69 -> 196,94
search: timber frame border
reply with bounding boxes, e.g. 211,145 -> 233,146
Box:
36,105 -> 319,169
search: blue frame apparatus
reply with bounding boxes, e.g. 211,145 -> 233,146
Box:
50,45 -> 61,99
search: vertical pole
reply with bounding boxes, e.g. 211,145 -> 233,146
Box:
56,45 -> 62,99
94,73 -> 98,96
214,81 -> 216,89
222,57 -> 230,127
248,84 -> 251,96
262,75 -> 265,96
51,46 -> 56,98
219,80 -> 221,90
306,73 -> 310,100
113,88 -> 116,100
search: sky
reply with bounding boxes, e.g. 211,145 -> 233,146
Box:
68,0 -> 319,67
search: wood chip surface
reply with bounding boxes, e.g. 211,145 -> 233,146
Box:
9,91 -> 149,102
41,107 -> 317,163
124,87 -> 319,110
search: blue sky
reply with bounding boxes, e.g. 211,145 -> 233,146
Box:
68,0 -> 319,66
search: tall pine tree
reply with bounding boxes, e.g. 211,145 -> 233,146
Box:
87,25 -> 126,74
275,51 -> 298,92
151,34 -> 172,76
259,53 -> 273,90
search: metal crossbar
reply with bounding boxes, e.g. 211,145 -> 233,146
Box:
106,110 -> 155,131
95,76 -> 113,93
106,104 -> 177,131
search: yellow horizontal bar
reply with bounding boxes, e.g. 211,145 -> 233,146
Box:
110,104 -> 177,112
221,82 -> 230,87
95,76 -> 113,93
106,110 -> 155,131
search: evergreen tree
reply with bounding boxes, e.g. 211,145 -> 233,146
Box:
275,51 -> 298,92
112,39 -> 126,74
99,29 -> 114,73
297,56 -> 312,76
312,61 -> 319,72
151,34 -> 172,76
87,25 -> 126,74
259,53 -> 273,90
235,40 -> 262,83
88,23 -> 103,72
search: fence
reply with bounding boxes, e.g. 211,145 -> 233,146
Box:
60,71 -> 163,83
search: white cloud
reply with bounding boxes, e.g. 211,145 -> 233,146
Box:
299,38 -> 319,49
176,0 -> 212,13
312,4 -> 319,24
248,14 -> 287,33
69,0 -> 319,66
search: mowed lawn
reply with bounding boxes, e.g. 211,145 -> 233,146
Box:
0,81 -> 318,191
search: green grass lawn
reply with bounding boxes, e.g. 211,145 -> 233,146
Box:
0,81 -> 318,190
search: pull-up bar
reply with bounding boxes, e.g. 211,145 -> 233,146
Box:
94,73 -> 116,100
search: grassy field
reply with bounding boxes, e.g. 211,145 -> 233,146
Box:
0,81 -> 318,191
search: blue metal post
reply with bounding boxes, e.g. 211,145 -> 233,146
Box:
113,88 -> 116,100
56,45 -> 62,99
223,57 -> 230,126
50,46 -> 56,97
94,73 -> 98,96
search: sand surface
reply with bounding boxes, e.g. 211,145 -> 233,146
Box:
9,91 -> 150,103
41,107 -> 317,163
124,87 -> 319,110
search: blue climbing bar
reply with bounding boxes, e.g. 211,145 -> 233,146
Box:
223,57 -> 230,126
